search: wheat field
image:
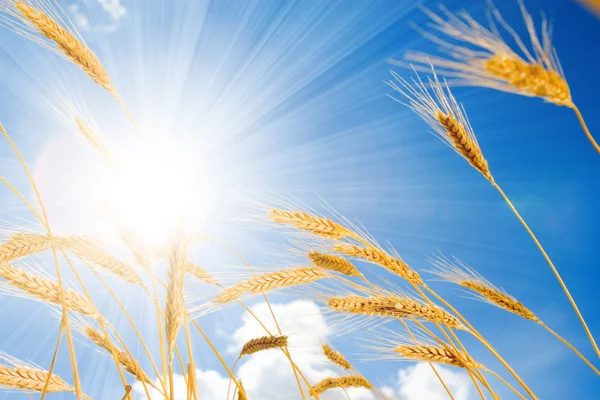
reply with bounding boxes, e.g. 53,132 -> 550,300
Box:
0,0 -> 598,399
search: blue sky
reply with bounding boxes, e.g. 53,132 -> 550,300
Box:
0,0 -> 599,399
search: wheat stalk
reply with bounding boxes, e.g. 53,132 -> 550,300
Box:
308,252 -> 361,277
395,344 -> 478,369
311,375 -> 372,396
327,294 -> 463,329
74,116 -> 113,164
0,233 -> 54,263
165,238 -> 188,357
0,263 -> 99,318
213,267 -> 330,304
0,366 -> 74,392
85,327 -> 152,385
333,243 -> 423,285
269,209 -> 354,240
388,69 -> 493,181
15,1 -> 116,96
322,345 -> 352,370
186,261 -> 218,285
240,335 -> 288,357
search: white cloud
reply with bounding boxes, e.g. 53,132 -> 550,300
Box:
390,362 -> 474,400
68,4 -> 90,30
134,300 -> 472,399
97,0 -> 126,21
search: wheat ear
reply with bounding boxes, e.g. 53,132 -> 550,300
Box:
15,1 -> 116,95
309,252 -> 361,277
74,116 -> 113,163
186,261 -> 218,285
311,375 -> 372,396
240,335 -> 288,357
322,345 -> 352,370
269,209 -> 355,240
395,344 -> 479,369
164,239 -> 188,357
0,366 -> 74,392
0,264 -> 99,318
213,267 -> 330,304
0,233 -> 54,263
333,243 -> 423,285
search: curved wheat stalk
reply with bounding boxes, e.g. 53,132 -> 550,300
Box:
214,267 -> 330,304
269,209 -> 355,240
0,366 -> 74,393
333,243 -> 423,286
0,264 -> 99,318
402,2 -> 599,153
309,252 -> 361,277
310,375 -> 372,396
85,327 -> 153,386
14,1 -> 116,95
240,335 -> 288,357
322,345 -> 352,370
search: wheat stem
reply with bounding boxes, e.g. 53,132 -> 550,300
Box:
493,181 -> 599,360
539,322 -> 600,375
0,124 -> 82,400
482,368 -> 527,400
570,103 -> 600,154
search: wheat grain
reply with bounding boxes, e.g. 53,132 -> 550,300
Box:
85,327 -> 152,385
311,375 -> 372,396
240,335 -> 288,357
388,69 -> 493,181
213,267 -> 330,304
395,344 -> 478,369
403,3 -> 572,106
269,209 -> 354,240
15,1 -> 116,95
0,366 -> 74,392
322,345 -> 352,370
333,243 -> 423,285
0,233 -> 54,263
309,252 -> 361,277
165,238 -> 188,356
187,262 -> 218,285
0,263 -> 99,318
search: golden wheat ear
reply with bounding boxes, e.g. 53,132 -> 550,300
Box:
402,2 -> 571,106
0,353 -> 75,393
240,335 -> 288,357
322,344 -> 352,370
8,1 -> 116,95
310,375 -> 372,396
388,68 -> 493,181
430,255 -> 538,321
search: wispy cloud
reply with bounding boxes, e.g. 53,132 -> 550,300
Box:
68,0 -> 127,32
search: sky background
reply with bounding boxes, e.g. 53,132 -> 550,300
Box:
0,0 -> 599,399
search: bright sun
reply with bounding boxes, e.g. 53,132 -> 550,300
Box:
102,140 -> 200,248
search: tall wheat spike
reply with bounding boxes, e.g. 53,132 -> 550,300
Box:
311,375 -> 372,396
388,69 -> 492,181
333,243 -> 423,286
322,345 -> 352,370
269,209 -> 355,240
240,335 -> 288,357
0,233 -> 54,263
0,366 -> 74,392
308,252 -> 361,277
395,344 -> 479,369
401,2 -> 599,153
165,238 -> 188,357
213,267 -> 330,304
85,327 -> 152,385
0,263 -> 99,318
14,1 -> 116,96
